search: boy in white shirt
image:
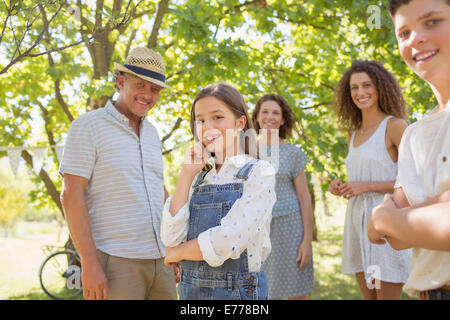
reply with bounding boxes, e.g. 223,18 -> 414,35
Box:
368,0 -> 450,300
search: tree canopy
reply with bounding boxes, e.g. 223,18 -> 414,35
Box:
0,0 -> 436,214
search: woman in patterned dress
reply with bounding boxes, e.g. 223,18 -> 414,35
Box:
252,94 -> 315,300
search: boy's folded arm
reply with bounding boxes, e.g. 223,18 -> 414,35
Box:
412,188 -> 450,209
375,200 -> 450,251
392,186 -> 410,208
385,236 -> 412,251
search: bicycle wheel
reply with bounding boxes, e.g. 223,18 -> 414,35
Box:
39,250 -> 83,300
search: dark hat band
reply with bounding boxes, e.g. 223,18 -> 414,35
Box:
123,64 -> 165,83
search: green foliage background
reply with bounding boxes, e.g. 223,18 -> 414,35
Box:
0,0 -> 436,215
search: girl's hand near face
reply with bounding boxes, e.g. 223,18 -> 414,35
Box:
182,141 -> 210,176
170,142 -> 210,217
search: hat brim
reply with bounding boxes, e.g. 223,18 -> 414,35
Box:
114,63 -> 172,90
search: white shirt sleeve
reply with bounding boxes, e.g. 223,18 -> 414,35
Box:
197,160 -> 276,267
161,171 -> 204,247
434,117 -> 450,195
160,196 -> 190,247
396,124 -> 426,206
435,138 -> 450,195
59,117 -> 96,179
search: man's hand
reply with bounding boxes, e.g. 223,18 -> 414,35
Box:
81,257 -> 108,300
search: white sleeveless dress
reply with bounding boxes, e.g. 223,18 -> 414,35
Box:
341,116 -> 412,283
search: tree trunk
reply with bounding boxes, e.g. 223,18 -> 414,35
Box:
147,0 -> 170,49
308,181 -> 319,242
21,150 -> 64,218
321,186 -> 330,216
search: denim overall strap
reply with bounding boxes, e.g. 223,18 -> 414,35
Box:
194,157 -> 259,188
193,169 -> 211,188
234,158 -> 259,181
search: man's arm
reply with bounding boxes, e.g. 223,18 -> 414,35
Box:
60,173 -> 108,300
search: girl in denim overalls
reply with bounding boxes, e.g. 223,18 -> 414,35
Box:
161,83 -> 276,300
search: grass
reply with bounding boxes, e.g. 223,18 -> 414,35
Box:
309,212 -> 415,300
310,222 -> 362,300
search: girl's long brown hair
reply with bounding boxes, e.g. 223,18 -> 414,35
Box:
335,60 -> 408,132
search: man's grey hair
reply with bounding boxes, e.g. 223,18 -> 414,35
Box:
113,71 -> 139,92
113,71 -> 124,92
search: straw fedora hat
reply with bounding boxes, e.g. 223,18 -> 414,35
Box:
113,47 -> 172,89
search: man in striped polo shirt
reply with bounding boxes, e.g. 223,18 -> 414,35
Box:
59,47 -> 177,300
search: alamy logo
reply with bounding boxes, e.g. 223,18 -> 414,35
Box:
367,5 -> 381,29
366,265 -> 381,290
66,265 -> 82,290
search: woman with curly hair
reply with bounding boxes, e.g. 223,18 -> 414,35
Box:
252,94 -> 315,300
329,60 -> 412,300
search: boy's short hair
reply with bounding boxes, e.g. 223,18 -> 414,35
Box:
389,0 -> 450,16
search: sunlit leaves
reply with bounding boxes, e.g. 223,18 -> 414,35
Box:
1,0 -> 436,209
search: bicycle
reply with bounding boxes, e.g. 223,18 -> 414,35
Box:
39,244 -> 83,300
